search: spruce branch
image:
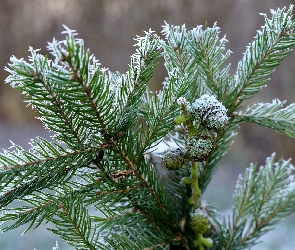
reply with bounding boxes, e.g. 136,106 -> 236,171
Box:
0,195 -> 56,234
112,30 -> 161,134
2,27 -> 178,248
2,5 -> 295,250
189,23 -> 232,99
161,22 -> 192,76
217,153 -> 295,250
0,138 -> 99,207
161,22 -> 232,102
46,30 -> 118,147
47,192 -> 103,250
234,99 -> 295,138
226,5 -> 295,111
5,46 -> 103,149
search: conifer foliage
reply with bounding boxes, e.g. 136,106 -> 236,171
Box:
1,5 -> 295,250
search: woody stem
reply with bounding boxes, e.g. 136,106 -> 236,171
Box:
190,160 -> 201,208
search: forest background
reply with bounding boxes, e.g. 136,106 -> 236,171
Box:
0,0 -> 295,249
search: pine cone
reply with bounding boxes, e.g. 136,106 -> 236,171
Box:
188,94 -> 228,131
186,134 -> 214,161
162,148 -> 184,170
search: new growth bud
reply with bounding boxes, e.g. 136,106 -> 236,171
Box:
189,94 -> 228,131
162,148 -> 184,170
190,208 -> 210,234
186,134 -> 214,161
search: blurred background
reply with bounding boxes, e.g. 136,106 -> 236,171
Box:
0,0 -> 295,249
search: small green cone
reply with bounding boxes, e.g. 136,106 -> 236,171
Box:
190,209 -> 210,234
162,148 -> 184,170
186,134 -> 214,161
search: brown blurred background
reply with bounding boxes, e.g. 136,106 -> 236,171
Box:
0,0 -> 295,249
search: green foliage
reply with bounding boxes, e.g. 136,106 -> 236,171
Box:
235,99 -> 295,137
1,5 -> 295,250
216,153 -> 295,250
225,6 -> 295,111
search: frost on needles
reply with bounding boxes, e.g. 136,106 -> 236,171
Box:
1,5 -> 295,250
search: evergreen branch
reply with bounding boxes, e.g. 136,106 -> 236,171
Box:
88,147 -> 176,238
0,138 -> 99,207
234,99 -> 295,138
50,29 -> 160,145
139,26 -> 190,148
140,52 -> 194,153
161,22 -> 192,76
2,7 -> 295,249
112,31 -> 162,138
50,30 -> 175,237
140,83 -> 181,152
226,5 -> 295,111
93,129 -> 175,233
86,141 -> 177,240
4,29 -> 173,242
160,23 -> 203,103
161,22 -> 232,101
0,202 -> 53,233
136,160 -> 176,220
189,23 -> 232,99
5,49 -> 91,149
92,188 -> 175,249
46,31 -> 117,145
0,175 -> 136,235
104,223 -> 169,250
113,144 -> 171,218
47,192 -> 104,250
218,153 -> 295,250
108,31 -> 162,135
94,151 -> 174,228
47,30 -> 173,226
